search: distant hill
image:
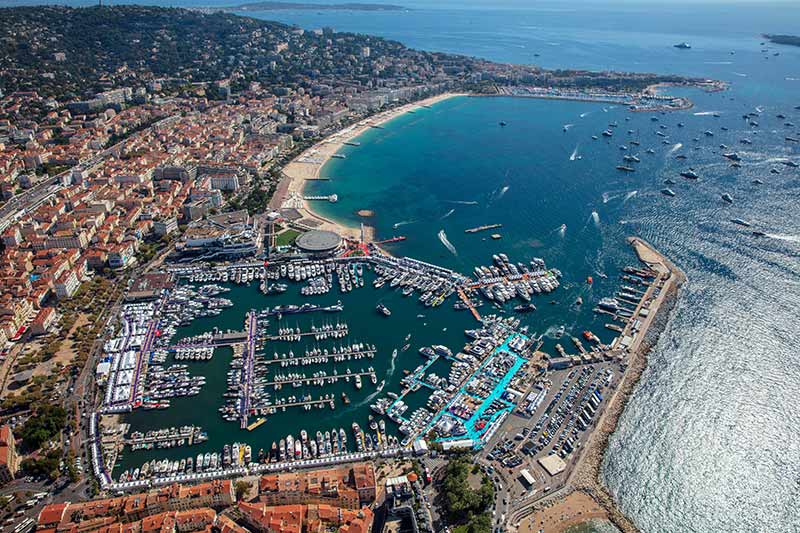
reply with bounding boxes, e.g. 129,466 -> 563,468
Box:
232,2 -> 405,11
0,5 -> 419,100
763,34 -> 800,47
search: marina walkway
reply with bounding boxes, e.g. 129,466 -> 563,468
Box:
239,311 -> 258,429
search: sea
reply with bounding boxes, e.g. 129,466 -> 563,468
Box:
21,0 -> 800,531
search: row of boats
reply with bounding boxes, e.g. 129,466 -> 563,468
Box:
267,343 -> 377,367
471,254 -> 561,304
127,425 -> 208,451
270,321 -> 348,342
142,364 -> 205,405
119,418 -> 401,483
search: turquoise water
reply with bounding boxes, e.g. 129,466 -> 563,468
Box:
58,0 -> 800,530
275,5 -> 800,532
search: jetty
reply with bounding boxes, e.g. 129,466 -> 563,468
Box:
303,194 -> 338,202
264,347 -> 376,366
262,370 -> 376,388
257,397 -> 336,412
457,288 -> 482,321
238,311 -> 259,429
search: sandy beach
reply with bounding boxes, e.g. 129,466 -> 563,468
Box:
519,491 -> 608,533
275,92 -> 465,242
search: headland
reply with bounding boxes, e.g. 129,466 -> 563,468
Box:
516,237 -> 686,533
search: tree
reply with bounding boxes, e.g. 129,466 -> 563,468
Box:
18,404 -> 67,451
234,480 -> 252,501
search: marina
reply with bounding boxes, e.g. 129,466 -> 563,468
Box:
98,237 -> 642,485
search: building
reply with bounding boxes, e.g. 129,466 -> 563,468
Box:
294,229 -> 343,256
259,462 -> 376,509
0,425 -> 19,484
154,217 -> 178,237
29,306 -> 56,336
177,210 -> 256,260
54,268 -> 81,299
125,273 -> 174,301
38,480 -> 235,530
239,502 -> 373,533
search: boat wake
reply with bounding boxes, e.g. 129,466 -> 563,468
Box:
602,192 -> 620,204
667,142 -> 683,156
623,190 -> 638,202
579,111 -> 591,118
446,200 -> 479,205
441,208 -> 455,220
386,349 -> 398,378
766,233 -> 800,243
552,223 -> 567,237
732,72 -> 748,77
355,381 -> 385,409
563,123 -> 574,131
570,146 -> 580,161
755,105 -> 764,113
496,185 -> 510,200
544,324 -> 566,339
438,229 -> 458,256
590,210 -> 600,227
693,111 -> 719,116
392,220 -> 415,229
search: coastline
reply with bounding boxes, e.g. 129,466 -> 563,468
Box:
518,237 -> 686,533
275,92 -> 465,243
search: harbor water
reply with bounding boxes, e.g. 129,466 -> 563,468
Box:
107,1 -> 800,531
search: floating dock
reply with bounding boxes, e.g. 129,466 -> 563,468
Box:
246,418 -> 267,431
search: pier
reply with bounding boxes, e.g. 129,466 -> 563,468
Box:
264,348 -> 376,365
172,330 -> 247,349
262,370 -> 376,388
257,397 -> 336,412
126,316 -> 158,407
303,194 -> 338,202
457,288 -> 482,321
239,311 -> 259,429
264,325 -> 348,342
373,236 -> 407,245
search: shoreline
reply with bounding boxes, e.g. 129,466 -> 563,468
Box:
276,92 -> 466,243
518,237 -> 686,533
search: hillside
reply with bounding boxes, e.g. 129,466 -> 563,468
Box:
0,5 -> 426,100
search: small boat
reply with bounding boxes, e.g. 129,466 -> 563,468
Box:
376,303 -> 391,317
661,188 -> 676,197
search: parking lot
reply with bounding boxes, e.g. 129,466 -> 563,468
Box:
476,361 -> 623,529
